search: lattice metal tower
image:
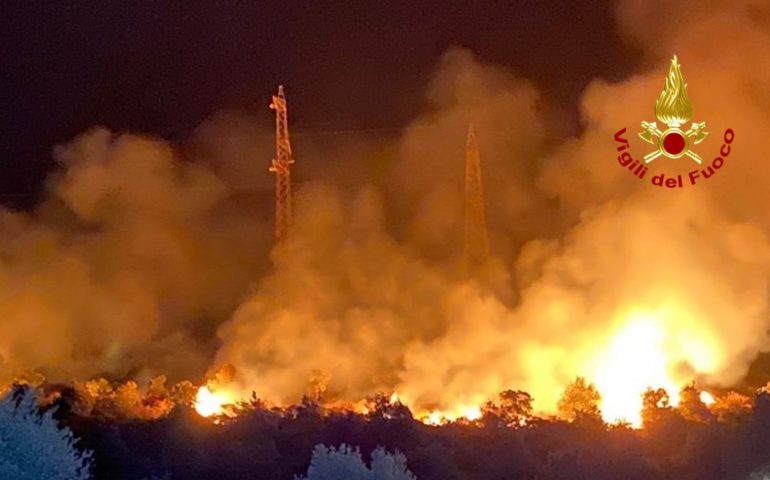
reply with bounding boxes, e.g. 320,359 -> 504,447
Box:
269,85 -> 295,244
464,124 -> 489,274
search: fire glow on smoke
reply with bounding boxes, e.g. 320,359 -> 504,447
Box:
3,0 -> 770,436
587,307 -> 719,426
195,302 -> 721,427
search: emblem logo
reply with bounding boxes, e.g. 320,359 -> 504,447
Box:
638,55 -> 709,164
612,54 -> 734,189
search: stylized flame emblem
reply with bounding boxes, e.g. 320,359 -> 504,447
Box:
639,55 -> 708,164
655,57 -> 692,127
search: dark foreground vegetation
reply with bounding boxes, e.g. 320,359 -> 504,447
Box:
43,385 -> 770,480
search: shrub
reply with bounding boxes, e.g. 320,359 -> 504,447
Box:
298,443 -> 416,480
0,388 -> 92,480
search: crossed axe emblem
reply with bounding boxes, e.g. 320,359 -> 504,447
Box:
639,120 -> 709,164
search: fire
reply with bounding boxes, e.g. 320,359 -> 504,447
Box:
419,404 -> 483,425
700,391 -> 715,405
194,385 -> 237,418
588,307 -> 719,427
461,405 -> 483,421
191,307 -> 722,428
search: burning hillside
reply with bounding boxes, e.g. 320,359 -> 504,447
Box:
5,371 -> 769,478
6,365 -> 753,430
2,0 -> 770,477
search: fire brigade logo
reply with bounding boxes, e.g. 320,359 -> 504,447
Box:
612,54 -> 735,189
638,55 -> 708,164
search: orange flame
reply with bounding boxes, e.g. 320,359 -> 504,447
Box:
194,385 -> 237,418
700,391 -> 715,406
586,306 -> 719,427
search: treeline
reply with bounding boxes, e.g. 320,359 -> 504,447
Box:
44,381 -> 770,480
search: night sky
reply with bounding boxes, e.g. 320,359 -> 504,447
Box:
0,1 -> 638,207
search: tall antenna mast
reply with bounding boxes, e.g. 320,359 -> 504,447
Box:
464,124 -> 489,275
269,85 -> 295,244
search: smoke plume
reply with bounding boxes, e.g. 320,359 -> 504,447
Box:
1,0 -> 770,419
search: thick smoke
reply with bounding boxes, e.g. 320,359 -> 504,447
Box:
215,0 -> 770,415
0,128 -> 271,384
1,0 -> 770,418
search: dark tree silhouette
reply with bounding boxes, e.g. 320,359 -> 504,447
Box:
482,390 -> 533,428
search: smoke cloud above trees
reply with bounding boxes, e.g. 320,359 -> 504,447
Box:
1,0 -> 769,420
